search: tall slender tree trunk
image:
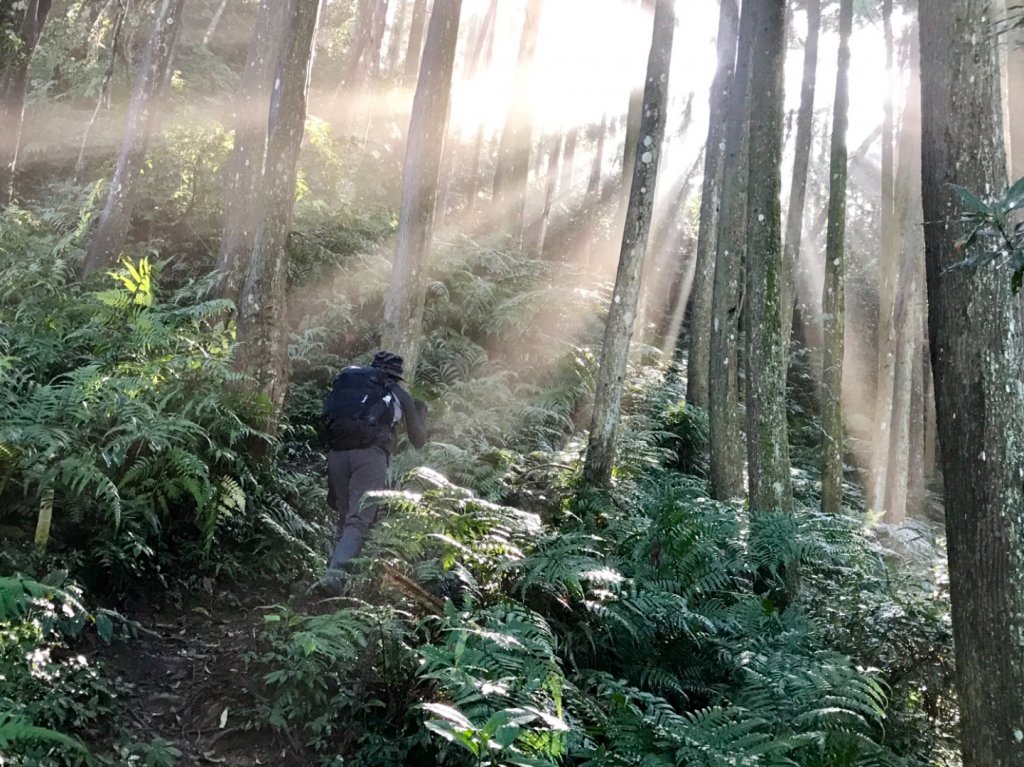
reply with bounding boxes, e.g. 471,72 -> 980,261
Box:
872,0 -> 897,510
403,0 -> 429,83
83,0 -> 186,274
559,126 -> 578,198
587,114 -> 608,200
920,1 -> 1024,763
492,0 -> 544,247
686,0 -> 739,411
1000,0 -> 1024,178
537,132 -> 562,255
75,1 -> 128,183
780,0 -> 820,352
215,0 -> 288,301
0,0 -> 53,206
382,0 -> 463,382
234,0 -> 321,418
819,0 -> 853,515
202,0 -> 229,49
883,28 -> 923,524
744,0 -> 792,513
583,0 -> 674,486
708,0 -> 757,501
386,0 -> 410,73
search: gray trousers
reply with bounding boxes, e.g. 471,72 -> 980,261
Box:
326,447 -> 389,570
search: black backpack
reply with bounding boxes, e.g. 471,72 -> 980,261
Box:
320,366 -> 397,450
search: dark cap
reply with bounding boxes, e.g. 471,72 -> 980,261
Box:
371,351 -> 405,380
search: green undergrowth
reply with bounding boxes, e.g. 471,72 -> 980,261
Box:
0,199 -> 954,766
247,369 -> 956,767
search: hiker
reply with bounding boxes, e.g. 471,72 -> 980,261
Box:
319,351 -> 428,584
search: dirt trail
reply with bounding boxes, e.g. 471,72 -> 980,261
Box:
102,587 -> 306,766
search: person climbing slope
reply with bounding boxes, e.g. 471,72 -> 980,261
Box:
318,351 -> 427,590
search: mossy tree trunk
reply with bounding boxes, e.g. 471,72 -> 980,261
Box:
0,0 -> 53,207
233,0 -> 322,420
819,0 -> 853,515
920,0 -> 1024,762
382,0 -> 463,383
744,0 -> 792,513
584,0 -> 674,486
686,0 -> 739,411
83,0 -> 185,274
708,0 -> 756,502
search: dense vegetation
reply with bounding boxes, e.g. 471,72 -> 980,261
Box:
3,0 -> 1019,764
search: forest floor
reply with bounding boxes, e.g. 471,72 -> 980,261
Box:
100,585 -> 309,766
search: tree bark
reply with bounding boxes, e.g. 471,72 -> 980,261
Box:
83,0 -> 186,274
202,0 -> 229,49
215,0 -> 288,301
583,0 -> 674,486
744,0 -> 791,513
386,0 -> 410,73
919,1 -> 1024,763
537,132 -> 562,256
403,0 -> 429,83
492,0 -> 544,247
74,0 -> 128,183
883,27 -> 923,524
780,0 -> 820,353
685,0 -> 739,411
234,0 -> 322,418
819,0 -> 853,515
559,126 -> 578,199
708,0 -> 757,501
382,0 -> 463,382
872,0 -> 897,510
587,113 -> 608,200
0,0 -> 53,207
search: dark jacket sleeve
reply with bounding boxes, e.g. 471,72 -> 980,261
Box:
394,386 -> 428,449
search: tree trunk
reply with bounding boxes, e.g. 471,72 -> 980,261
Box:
708,0 -> 757,502
1002,0 -> 1024,178
685,0 -> 739,411
215,0 -> 288,301
83,0 -> 186,274
872,0 -> 897,510
819,0 -> 853,515
537,132 -> 562,256
559,126 -> 578,199
583,0 -> 674,486
780,0 -> 820,353
744,0 -> 792,513
75,1 -> 128,183
234,0 -> 322,418
587,114 -> 608,200
883,27 -> 923,524
386,0 -> 410,73
0,0 -> 53,207
492,0 -> 544,247
202,0 -> 229,49
919,1 -> 1024,763
621,86 -> 644,184
403,0 -> 429,83
382,0 -> 463,382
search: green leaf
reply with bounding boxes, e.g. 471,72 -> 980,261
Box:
1004,175 -> 1024,211
1013,268 -> 1023,295
951,183 -> 992,214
